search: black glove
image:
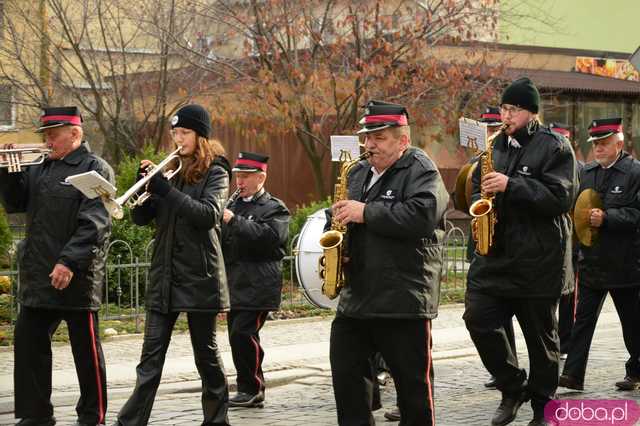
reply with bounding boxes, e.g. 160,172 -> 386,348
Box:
135,164 -> 148,182
148,172 -> 172,197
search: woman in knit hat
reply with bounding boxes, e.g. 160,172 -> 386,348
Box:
113,104 -> 232,426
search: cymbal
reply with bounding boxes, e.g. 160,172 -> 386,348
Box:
454,162 -> 477,213
573,188 -> 603,247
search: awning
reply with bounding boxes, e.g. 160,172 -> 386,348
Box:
506,68 -> 640,97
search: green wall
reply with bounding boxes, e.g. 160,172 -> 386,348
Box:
499,0 -> 640,54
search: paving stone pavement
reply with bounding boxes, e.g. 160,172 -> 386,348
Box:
1,300 -> 637,425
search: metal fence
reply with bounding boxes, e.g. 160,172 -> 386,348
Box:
0,219 -> 468,330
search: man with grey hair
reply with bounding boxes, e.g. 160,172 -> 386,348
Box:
559,118 -> 640,392
1,106 -> 113,426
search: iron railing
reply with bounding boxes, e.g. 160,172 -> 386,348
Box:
0,215 -> 469,329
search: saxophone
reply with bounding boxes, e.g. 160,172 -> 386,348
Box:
318,150 -> 371,299
469,124 -> 507,256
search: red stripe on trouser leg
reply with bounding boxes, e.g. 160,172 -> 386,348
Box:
251,312 -> 267,390
425,319 -> 435,425
88,312 -> 105,424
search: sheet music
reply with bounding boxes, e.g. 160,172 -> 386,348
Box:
458,117 -> 488,151
330,135 -> 361,162
65,170 -> 116,199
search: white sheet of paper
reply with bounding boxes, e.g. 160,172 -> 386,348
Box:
65,170 -> 116,199
459,117 -> 488,151
330,135 -> 361,162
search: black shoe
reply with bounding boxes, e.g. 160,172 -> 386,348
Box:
527,418 -> 550,426
485,376 -> 498,388
558,374 -> 584,391
16,418 -> 56,426
229,391 -> 265,408
491,391 -> 528,426
615,376 -> 640,390
383,406 -> 400,421
73,423 -> 98,426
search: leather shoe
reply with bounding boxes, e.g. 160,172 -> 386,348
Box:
491,391 -> 528,426
383,406 -> 400,421
527,418 -> 550,426
16,418 -> 56,426
615,376 -> 640,391
229,391 -> 265,408
484,376 -> 498,388
558,374 -> 584,391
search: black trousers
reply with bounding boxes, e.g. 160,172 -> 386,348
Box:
330,316 -> 435,426
116,310 -> 229,426
14,306 -> 107,424
463,290 -> 559,409
227,310 -> 269,395
558,287 -> 577,355
562,286 -> 640,383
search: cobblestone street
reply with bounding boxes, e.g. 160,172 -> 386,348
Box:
0,301 -> 637,425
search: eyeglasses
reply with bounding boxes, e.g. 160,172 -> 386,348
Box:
500,105 -> 524,116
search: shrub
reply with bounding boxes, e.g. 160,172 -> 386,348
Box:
0,206 -> 12,267
106,145 -> 168,303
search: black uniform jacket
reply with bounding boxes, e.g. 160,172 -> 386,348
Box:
132,158 -> 231,313
0,142 -> 113,310
577,152 -> 640,289
467,126 -> 578,299
336,146 -> 449,319
222,190 -> 290,311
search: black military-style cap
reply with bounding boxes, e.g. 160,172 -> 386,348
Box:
549,122 -> 572,139
357,100 -> 409,134
35,106 -> 83,133
478,106 -> 502,127
232,151 -> 269,172
588,117 -> 623,142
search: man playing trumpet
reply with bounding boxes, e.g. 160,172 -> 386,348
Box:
0,106 -> 114,426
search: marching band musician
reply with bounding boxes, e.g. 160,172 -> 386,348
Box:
0,107 -> 114,426
476,107 -> 519,390
463,78 -> 577,426
221,152 -> 290,408
559,118 -> 640,392
113,104 -> 232,426
327,100 -> 449,426
548,122 -> 582,361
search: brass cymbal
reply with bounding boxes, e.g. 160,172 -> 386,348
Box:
454,162 -> 477,212
573,188 -> 603,247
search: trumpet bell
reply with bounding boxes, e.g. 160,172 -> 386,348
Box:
574,188 -> 603,247
102,197 -> 124,220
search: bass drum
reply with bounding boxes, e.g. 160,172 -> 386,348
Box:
295,208 -> 339,309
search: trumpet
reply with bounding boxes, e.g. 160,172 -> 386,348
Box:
1,144 -> 51,173
103,147 -> 183,219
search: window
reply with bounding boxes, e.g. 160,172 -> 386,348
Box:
632,102 -> 640,156
575,101 -> 624,148
0,84 -> 16,130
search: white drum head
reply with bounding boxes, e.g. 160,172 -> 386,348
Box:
295,208 -> 339,309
